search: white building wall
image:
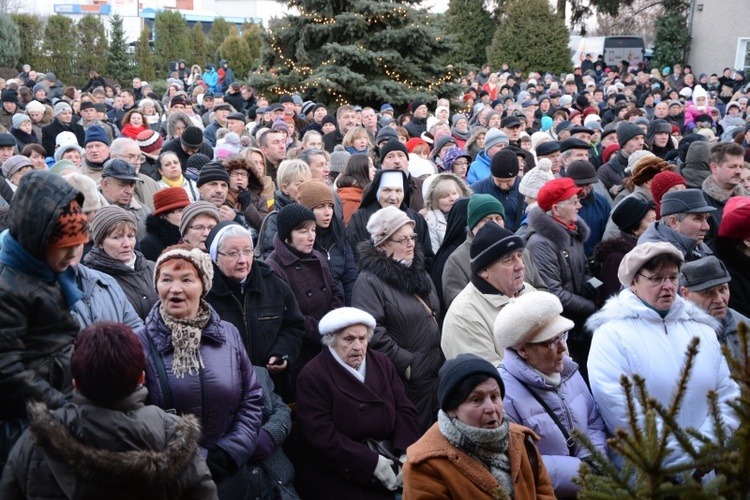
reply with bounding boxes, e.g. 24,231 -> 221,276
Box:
688,0 -> 750,75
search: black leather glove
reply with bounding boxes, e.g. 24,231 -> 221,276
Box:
206,446 -> 238,483
237,188 -> 253,211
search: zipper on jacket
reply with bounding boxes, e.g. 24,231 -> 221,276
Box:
662,319 -> 668,335
230,293 -> 250,343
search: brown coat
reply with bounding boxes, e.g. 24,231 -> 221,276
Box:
403,422 -> 555,500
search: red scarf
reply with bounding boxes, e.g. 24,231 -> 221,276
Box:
121,123 -> 147,139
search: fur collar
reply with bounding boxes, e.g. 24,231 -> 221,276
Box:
526,207 -> 590,248
25,394 -> 200,484
145,215 -> 182,246
356,240 -> 432,299
702,175 -> 747,204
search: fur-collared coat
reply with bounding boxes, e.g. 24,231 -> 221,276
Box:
352,242 -> 443,432
403,422 -> 555,499
525,208 -> 596,326
0,390 -> 217,499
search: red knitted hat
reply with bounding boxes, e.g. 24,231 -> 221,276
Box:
718,196 -> 750,242
136,129 -> 164,154
601,143 -> 620,164
537,178 -> 582,212
650,171 -> 687,218
152,187 -> 191,217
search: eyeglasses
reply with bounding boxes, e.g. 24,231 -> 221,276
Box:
637,273 -> 679,286
391,234 -> 417,246
120,153 -> 144,165
189,224 -> 216,233
217,249 -> 253,259
533,331 -> 568,350
230,171 -> 248,178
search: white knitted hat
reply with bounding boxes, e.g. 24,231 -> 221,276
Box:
518,158 -> 554,199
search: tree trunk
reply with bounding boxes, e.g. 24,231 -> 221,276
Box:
556,0 -> 566,20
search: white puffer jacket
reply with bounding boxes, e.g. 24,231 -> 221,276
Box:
586,289 -> 739,467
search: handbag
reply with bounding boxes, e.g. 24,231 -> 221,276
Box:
363,438 -> 402,475
261,464 -> 300,500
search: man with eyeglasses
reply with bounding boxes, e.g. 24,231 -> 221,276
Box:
110,138 -> 160,212
441,221 -> 536,366
526,178 -> 599,373
638,189 -> 715,261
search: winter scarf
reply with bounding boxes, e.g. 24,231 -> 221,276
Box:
451,126 -> 470,141
0,232 -> 82,309
161,174 -> 185,188
438,410 -> 514,496
10,127 -> 39,146
120,123 -> 148,140
159,299 -> 211,378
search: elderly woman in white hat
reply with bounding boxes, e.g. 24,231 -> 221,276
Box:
292,307 -> 420,500
495,291 -> 607,498
586,242 -> 739,469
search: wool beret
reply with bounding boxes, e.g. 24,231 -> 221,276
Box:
467,194 -> 505,231
318,307 -> 376,336
718,196 -> 750,242
180,201 -> 221,236
54,142 -> 85,163
470,221 -> 524,273
366,205 -> 414,247
379,139 -> 409,163
90,205 -> 138,245
493,291 -> 575,350
438,354 -> 505,411
618,241 -> 683,287
277,203 -> 315,242
611,197 -> 654,234
297,180 -> 335,210
196,161 -> 230,187
536,177 -> 581,212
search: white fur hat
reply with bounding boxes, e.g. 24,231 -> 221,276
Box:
518,158 -> 554,199
319,307 -> 376,336
493,291 -> 575,350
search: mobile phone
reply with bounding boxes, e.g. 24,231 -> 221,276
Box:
272,355 -> 289,366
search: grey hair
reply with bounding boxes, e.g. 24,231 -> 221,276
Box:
109,137 -> 136,157
666,212 -> 690,227
216,225 -> 254,251
320,327 -> 375,346
297,147 -> 326,166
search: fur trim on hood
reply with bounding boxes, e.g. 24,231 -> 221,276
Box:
356,239 -> 432,300
25,398 -> 201,485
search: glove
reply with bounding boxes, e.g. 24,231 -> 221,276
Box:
373,455 -> 399,491
250,430 -> 276,463
237,188 -> 253,210
396,453 -> 407,488
206,446 -> 238,483
580,280 -> 597,300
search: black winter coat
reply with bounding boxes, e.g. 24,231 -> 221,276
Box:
205,261 -> 304,401
351,242 -> 443,433
83,247 -> 158,320
41,118 -> 85,157
714,236 -> 750,318
314,224 -> 357,305
140,214 -> 182,261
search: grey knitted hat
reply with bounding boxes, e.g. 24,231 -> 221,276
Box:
329,145 -> 351,173
90,205 -> 137,245
179,201 -> 221,236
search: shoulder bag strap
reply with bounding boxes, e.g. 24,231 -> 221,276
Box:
511,375 -> 575,455
144,333 -> 175,413
413,293 -> 438,326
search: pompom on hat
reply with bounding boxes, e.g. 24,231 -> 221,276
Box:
318,307 -> 376,336
493,291 -> 575,350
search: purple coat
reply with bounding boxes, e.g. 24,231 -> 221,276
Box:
266,235 -> 344,369
136,303 -> 263,469
500,349 -> 608,497
291,348 -> 420,500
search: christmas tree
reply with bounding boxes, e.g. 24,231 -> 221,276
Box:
252,0 -> 464,108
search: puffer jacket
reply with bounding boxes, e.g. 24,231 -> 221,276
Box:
466,150 -> 491,185
83,247 -> 158,320
525,208 -> 596,326
403,422 -> 555,500
440,231 -> 547,309
0,390 -> 217,499
586,290 -> 739,468
136,303 -> 263,469
501,350 -> 608,497
352,242 -> 443,433
140,214 -> 182,262
72,264 -> 143,330
266,235 -> 344,371
205,260 -> 304,401
637,220 -> 712,261
0,172 -> 82,426
347,169 -> 434,267
247,367 -> 297,500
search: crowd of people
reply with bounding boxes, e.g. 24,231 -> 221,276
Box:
0,55 -> 748,498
